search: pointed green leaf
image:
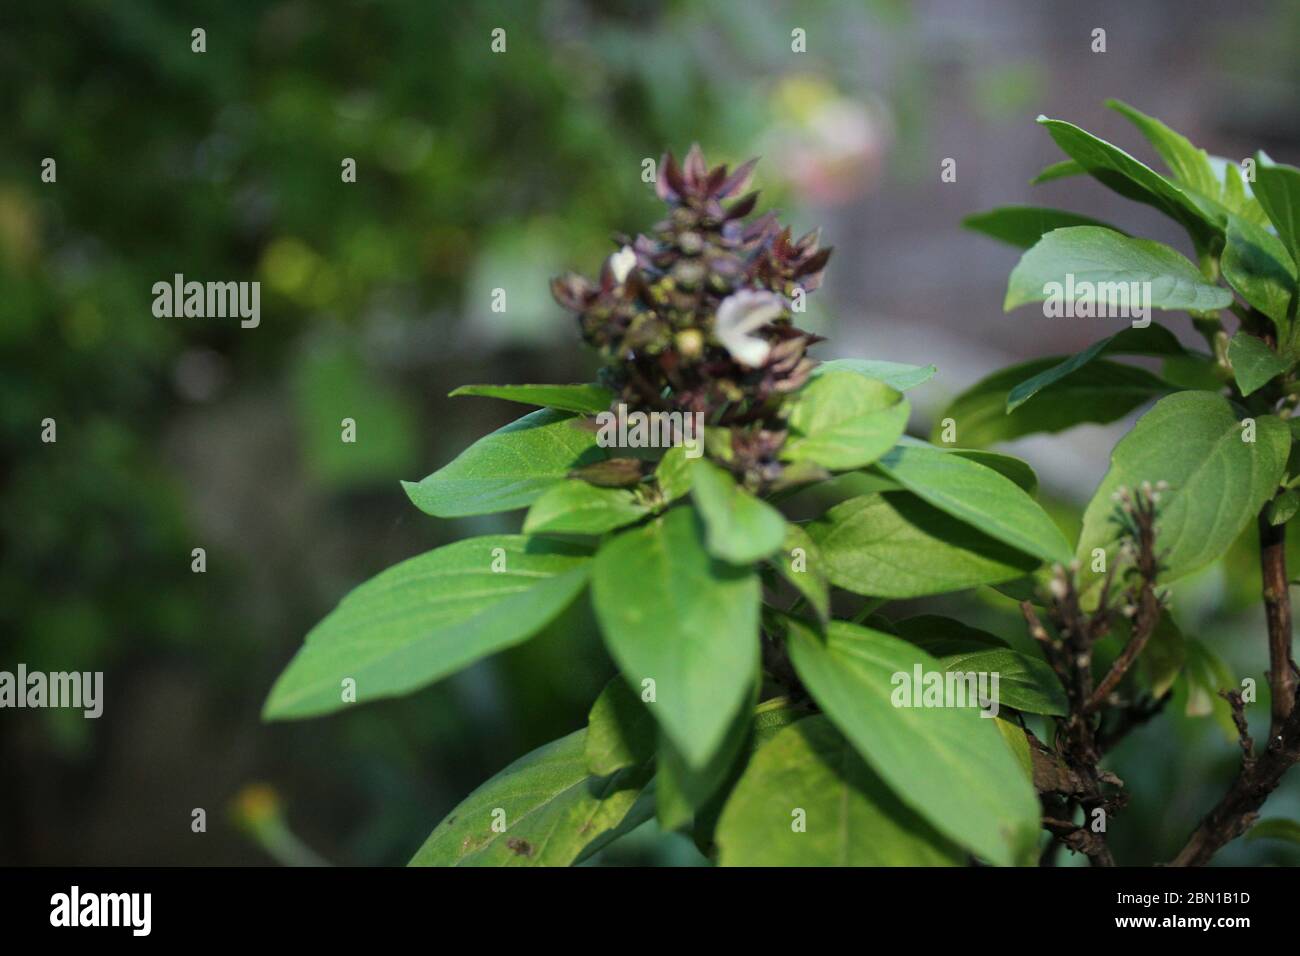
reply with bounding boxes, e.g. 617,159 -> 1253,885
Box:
1006,324 -> 1185,412
1106,100 -> 1220,199
1246,818 -> 1300,846
403,408 -> 606,517
1254,154 -> 1300,269
1036,116 -> 1221,250
409,729 -> 652,866
1223,213 -> 1298,338
689,459 -> 786,564
591,507 -> 760,768
715,717 -> 966,866
782,617 -> 1041,866
523,479 -> 650,535
964,205 -> 1123,249
264,536 -> 592,719
450,382 -> 614,414
1005,227 -> 1232,314
875,444 -> 1072,564
1031,158 -> 1084,185
1077,392 -> 1290,600
782,371 -> 910,471
1228,333 -> 1292,397
807,493 -> 1039,599
936,357 -> 1172,447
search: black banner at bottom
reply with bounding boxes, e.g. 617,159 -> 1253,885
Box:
0,865 -> 1278,940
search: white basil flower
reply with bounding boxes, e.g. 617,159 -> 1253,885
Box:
714,290 -> 784,367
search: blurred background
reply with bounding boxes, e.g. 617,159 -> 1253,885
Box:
2,0 -> 1299,866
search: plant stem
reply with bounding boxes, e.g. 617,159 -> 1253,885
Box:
1169,513 -> 1300,865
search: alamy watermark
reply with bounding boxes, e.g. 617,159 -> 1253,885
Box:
0,664 -> 102,718
152,273 -> 260,328
1042,274 -> 1151,328
891,664 -> 1001,718
595,403 -> 705,458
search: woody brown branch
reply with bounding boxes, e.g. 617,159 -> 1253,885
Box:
1170,515 -> 1300,866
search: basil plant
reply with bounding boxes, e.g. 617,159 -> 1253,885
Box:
264,107 -> 1300,867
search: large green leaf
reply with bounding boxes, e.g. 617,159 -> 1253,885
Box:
935,357 -> 1172,447
403,408 -> 606,517
782,617 -> 1041,866
1005,227 -> 1233,314
1036,116 -> 1221,250
874,444 -> 1072,564
781,371 -> 910,471
963,205 -> 1122,249
1077,391 -> 1290,600
263,536 -> 592,719
1255,154 -> 1300,269
449,382 -> 614,414
1223,213 -> 1298,339
409,729 -> 652,866
813,358 -> 936,391
590,507 -> 760,768
1005,324 -> 1184,412
689,459 -> 786,564
1228,332 -> 1293,398
807,493 -> 1040,598
714,716 -> 965,866
523,479 -> 650,535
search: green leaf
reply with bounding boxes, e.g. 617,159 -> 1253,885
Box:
893,616 -> 1065,715
1228,333 -> 1292,398
994,718 -> 1034,783
1222,213 -> 1298,338
1005,324 -> 1185,412
523,480 -> 650,535
1031,158 -> 1084,185
782,617 -> 1041,866
1269,489 -> 1300,526
894,614 -> 1011,656
1036,116 -> 1221,250
1106,100 -> 1220,200
1179,637 -> 1238,738
1254,154 -> 1300,269
1138,613 -> 1186,698
807,493 -> 1040,599
654,446 -> 692,503
768,522 -> 830,623
655,680 -> 756,832
449,382 -> 614,415
874,444 -> 1072,565
591,507 -> 760,768
585,677 -> 656,777
782,371 -> 910,471
935,357 -> 1172,447
263,536 -> 592,719
894,438 -> 1041,492
813,358 -> 936,391
1077,392 -> 1290,600
403,408 -> 606,518
689,459 -> 786,564
409,729 -> 652,866
715,717 -> 965,866
1246,818 -> 1300,846
1005,227 -> 1233,314
964,205 -> 1123,249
